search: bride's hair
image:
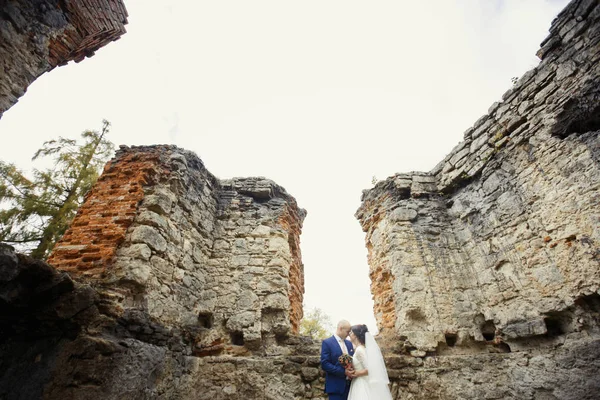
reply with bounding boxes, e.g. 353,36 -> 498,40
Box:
350,324 -> 369,345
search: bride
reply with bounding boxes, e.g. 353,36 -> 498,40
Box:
347,324 -> 393,400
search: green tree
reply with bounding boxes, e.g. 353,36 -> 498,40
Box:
0,120 -> 115,259
300,307 -> 332,340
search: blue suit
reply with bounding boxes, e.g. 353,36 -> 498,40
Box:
320,335 -> 354,400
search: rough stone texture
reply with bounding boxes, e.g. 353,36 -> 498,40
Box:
357,0 -> 600,398
0,245 -> 329,400
0,0 -> 128,118
1,142 -> 311,397
50,145 -> 306,352
3,241 -> 594,400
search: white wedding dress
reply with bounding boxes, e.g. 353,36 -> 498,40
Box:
347,335 -> 393,400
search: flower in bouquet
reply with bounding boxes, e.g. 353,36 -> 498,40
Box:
338,353 -> 353,369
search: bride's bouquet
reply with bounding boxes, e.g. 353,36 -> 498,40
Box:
338,353 -> 353,369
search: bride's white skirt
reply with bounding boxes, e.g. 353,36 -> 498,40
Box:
348,376 -> 370,399
348,376 -> 393,400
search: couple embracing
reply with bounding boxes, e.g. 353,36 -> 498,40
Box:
320,320 -> 393,400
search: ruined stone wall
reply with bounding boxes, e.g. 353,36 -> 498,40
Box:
0,138 -> 316,399
0,0 -> 128,118
0,141 -> 316,398
49,145 -> 306,353
357,0 -> 600,398
1,245 -> 327,400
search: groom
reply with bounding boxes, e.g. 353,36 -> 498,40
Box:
320,320 -> 354,400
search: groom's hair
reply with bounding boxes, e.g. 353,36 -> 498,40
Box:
337,320 -> 350,329
351,324 -> 369,344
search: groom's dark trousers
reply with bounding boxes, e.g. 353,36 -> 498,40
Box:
320,335 -> 354,400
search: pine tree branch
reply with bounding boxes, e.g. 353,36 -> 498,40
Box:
2,237 -> 43,244
31,120 -> 113,259
1,173 -> 31,200
0,192 -> 62,208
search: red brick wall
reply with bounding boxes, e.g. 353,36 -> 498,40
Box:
279,205 -> 305,334
49,0 -> 128,67
47,149 -> 163,278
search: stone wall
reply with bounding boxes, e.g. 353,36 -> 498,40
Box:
0,0 -> 128,118
0,145 -> 314,399
357,0 -> 600,398
50,145 -> 306,351
1,244 -> 327,400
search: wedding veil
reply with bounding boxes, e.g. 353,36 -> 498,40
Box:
365,332 -> 393,400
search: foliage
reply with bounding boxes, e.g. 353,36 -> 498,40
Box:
0,120 -> 115,259
300,307 -> 333,340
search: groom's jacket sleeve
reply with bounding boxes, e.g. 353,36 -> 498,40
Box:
320,339 -> 345,377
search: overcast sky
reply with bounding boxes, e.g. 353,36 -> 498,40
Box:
0,0 -> 569,334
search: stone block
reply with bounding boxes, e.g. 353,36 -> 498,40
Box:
143,191 -> 174,216
251,225 -> 272,237
116,243 -> 151,261
226,311 -> 257,331
263,293 -> 289,311
130,225 -> 167,253
137,211 -> 169,230
502,318 -> 547,339
391,208 -> 418,222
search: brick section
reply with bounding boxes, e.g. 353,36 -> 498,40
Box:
279,204 -> 305,334
370,260 -> 396,332
48,0 -> 128,67
357,198 -> 398,333
47,147 -> 163,277
0,0 -> 128,118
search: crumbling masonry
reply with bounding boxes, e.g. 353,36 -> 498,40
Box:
48,145 -> 306,348
0,0 -> 128,118
357,0 -> 600,398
